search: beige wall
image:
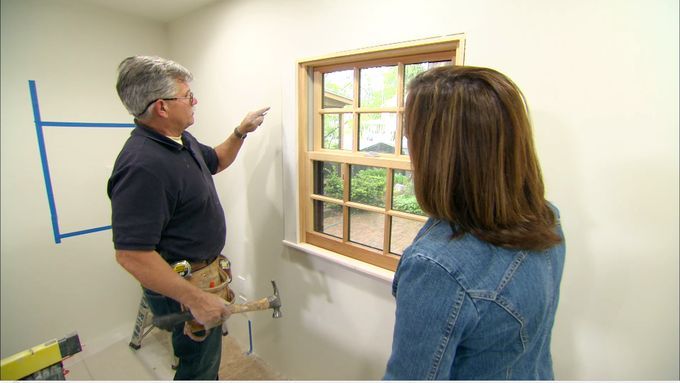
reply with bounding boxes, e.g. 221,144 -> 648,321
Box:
0,0 -> 169,358
1,0 -> 677,380
167,0 -> 679,380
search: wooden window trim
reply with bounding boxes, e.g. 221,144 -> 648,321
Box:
297,35 -> 465,272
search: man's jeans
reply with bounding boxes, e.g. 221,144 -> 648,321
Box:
143,288 -> 222,380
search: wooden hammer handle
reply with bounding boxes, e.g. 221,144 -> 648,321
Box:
152,297 -> 273,331
229,297 -> 271,314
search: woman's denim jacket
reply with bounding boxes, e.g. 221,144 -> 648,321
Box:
384,206 -> 565,380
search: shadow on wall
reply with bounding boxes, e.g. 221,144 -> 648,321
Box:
267,246 -> 392,380
241,119 -> 285,294
234,125 -> 393,379
534,109 -> 596,379
539,103 -> 680,378
242,118 -> 287,345
532,109 -> 593,379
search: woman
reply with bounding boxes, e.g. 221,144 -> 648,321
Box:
384,66 -> 565,380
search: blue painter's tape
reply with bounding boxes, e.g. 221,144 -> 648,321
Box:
42,121 -> 135,128
30,80 -> 61,244
60,225 -> 112,239
29,80 -> 134,244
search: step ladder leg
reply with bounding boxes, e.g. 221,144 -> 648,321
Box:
129,295 -> 154,350
129,295 -> 179,370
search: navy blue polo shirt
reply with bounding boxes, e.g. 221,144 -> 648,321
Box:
107,121 -> 226,264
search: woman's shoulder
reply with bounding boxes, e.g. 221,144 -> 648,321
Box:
403,219 -> 530,290
405,220 -> 484,270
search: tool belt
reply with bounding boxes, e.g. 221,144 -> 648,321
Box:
177,255 -> 235,342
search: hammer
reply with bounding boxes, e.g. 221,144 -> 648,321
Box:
153,280 -> 282,331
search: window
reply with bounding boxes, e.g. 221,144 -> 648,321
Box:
297,35 -> 466,271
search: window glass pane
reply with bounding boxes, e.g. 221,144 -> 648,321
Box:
359,113 -> 396,153
392,170 -> 424,216
390,216 -> 424,255
322,114 -> 340,149
349,208 -> 384,250
360,66 -> 398,108
340,113 -> 353,150
400,114 -> 408,156
350,165 -> 386,208
404,61 -> 450,99
323,113 -> 354,150
401,136 -> 409,156
313,200 -> 343,238
323,70 -> 354,109
313,161 -> 343,199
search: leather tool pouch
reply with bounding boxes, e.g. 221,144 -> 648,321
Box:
182,255 -> 235,341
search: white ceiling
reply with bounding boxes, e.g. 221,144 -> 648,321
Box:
80,0 -> 219,23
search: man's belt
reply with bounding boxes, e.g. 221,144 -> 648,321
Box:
189,257 -> 217,272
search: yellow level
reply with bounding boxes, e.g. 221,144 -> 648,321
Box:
0,333 -> 80,380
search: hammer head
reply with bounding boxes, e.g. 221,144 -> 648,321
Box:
270,280 -> 282,318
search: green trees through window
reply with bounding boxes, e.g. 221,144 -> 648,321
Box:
319,162 -> 423,216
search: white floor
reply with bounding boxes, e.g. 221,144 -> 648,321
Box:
62,328 -> 176,380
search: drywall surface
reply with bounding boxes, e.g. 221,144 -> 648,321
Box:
0,0 -> 169,358
167,0 -> 679,380
1,0 -> 677,380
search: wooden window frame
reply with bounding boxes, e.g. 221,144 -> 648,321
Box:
297,35 -> 466,272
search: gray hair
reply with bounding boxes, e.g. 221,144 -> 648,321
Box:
116,55 -> 193,118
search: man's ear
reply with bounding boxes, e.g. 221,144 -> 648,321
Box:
155,100 -> 169,118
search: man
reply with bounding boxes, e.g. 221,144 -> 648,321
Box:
107,55 -> 269,380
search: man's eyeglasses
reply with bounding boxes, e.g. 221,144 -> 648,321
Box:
139,91 -> 194,116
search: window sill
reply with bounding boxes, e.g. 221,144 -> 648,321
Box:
282,240 -> 395,283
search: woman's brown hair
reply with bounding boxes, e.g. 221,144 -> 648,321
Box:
404,66 -> 561,251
